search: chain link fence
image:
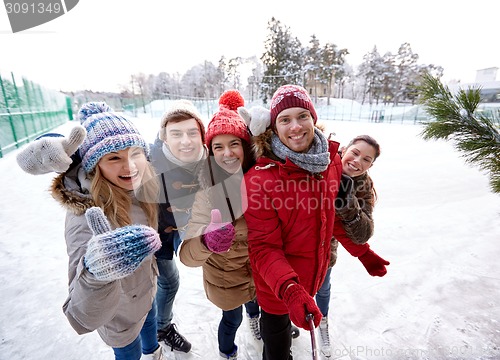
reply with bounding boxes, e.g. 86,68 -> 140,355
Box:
0,71 -> 71,158
3,74 -> 498,160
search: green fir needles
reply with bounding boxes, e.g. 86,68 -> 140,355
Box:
417,73 -> 500,193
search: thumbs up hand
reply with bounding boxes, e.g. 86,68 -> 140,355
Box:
16,125 -> 86,175
202,209 -> 235,254
84,207 -> 161,281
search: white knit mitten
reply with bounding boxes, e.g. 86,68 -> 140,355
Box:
16,126 -> 86,175
238,106 -> 270,136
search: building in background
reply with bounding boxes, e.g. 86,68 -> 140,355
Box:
448,67 -> 500,103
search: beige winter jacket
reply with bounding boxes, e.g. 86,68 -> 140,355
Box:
179,167 -> 255,311
51,166 -> 158,348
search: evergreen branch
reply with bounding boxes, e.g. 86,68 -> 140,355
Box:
417,73 -> 500,193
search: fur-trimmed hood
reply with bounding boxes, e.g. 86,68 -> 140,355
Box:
50,166 -> 94,216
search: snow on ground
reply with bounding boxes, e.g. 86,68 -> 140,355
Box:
0,117 -> 499,360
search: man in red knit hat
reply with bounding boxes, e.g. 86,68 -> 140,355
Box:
243,84 -> 343,360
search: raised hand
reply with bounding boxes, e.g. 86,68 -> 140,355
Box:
16,125 -> 86,175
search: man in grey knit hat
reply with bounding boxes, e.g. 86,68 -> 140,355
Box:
148,100 -> 207,353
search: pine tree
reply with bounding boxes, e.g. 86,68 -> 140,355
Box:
418,73 -> 500,193
260,17 -> 303,103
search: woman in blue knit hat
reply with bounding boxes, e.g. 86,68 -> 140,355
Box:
16,100 -> 203,354
50,102 -> 166,360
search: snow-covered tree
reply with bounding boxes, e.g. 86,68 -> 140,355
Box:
330,46 -> 349,101
226,57 -> 243,90
181,65 -> 205,98
406,64 -> 444,104
418,73 -> 500,193
379,52 -> 396,104
357,46 -> 385,105
152,72 -> 173,99
217,56 -> 228,95
304,35 -> 322,101
260,17 -> 303,103
318,42 -> 348,104
200,61 -> 220,99
130,73 -> 149,113
242,56 -> 263,102
0,77 -> 19,108
393,42 -> 419,105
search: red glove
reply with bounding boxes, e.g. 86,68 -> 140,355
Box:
202,209 -> 235,254
282,284 -> 322,330
358,248 -> 390,277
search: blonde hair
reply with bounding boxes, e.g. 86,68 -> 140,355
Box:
90,162 -> 159,228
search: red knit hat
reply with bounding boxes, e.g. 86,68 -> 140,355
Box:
205,90 -> 251,146
270,85 -> 317,126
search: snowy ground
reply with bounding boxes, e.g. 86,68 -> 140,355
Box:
1,117 -> 499,360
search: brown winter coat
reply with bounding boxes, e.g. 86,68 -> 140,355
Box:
179,162 -> 256,311
51,166 -> 158,348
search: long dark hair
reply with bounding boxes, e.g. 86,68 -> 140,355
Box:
344,135 -> 381,204
204,138 -> 255,222
345,135 -> 381,162
208,138 -> 255,175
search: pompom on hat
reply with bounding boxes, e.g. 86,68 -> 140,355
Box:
205,90 -> 251,146
159,100 -> 206,143
270,85 -> 317,126
78,102 -> 149,173
78,102 -> 113,122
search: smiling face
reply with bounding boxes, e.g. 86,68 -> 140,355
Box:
164,118 -> 204,163
97,147 -> 148,191
274,107 -> 315,153
341,140 -> 377,177
211,134 -> 245,174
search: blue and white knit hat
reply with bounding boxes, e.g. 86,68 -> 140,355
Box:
78,102 -> 149,173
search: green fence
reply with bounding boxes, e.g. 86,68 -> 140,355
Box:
0,71 -> 71,158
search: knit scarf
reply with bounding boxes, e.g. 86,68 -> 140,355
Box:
271,127 -> 330,174
162,143 -> 206,173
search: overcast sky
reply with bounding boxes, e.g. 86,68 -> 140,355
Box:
1,0 -> 498,92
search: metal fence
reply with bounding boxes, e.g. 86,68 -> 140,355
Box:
0,71 -> 71,158
126,97 -> 433,125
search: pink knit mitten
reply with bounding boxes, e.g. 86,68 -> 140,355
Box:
202,209 -> 235,254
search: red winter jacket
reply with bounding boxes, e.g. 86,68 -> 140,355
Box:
243,130 -> 342,315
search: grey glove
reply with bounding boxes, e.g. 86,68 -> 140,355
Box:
16,125 -> 86,175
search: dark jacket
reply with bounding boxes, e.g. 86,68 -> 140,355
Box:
149,137 -> 202,259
